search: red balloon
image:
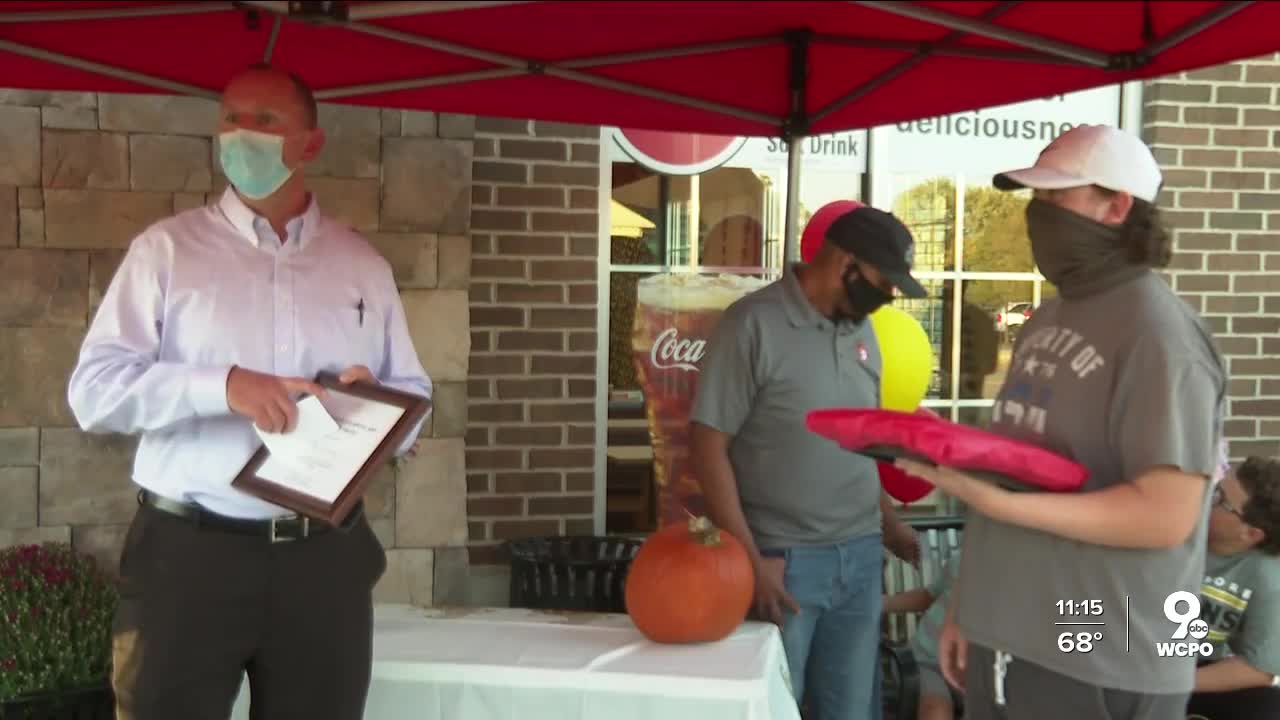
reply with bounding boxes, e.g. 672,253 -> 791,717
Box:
878,460 -> 934,504
877,406 -> 940,503
801,200 -> 865,263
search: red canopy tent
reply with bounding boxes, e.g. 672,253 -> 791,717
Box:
4,0 -> 1279,257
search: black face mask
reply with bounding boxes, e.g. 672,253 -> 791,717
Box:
839,264 -> 892,324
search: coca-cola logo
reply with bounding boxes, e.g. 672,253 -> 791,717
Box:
650,328 -> 706,371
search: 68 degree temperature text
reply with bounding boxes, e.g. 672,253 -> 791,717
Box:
1058,631 -> 1103,653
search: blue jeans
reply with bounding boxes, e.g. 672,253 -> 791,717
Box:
766,533 -> 883,720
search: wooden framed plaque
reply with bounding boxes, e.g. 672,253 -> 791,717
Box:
231,371 -> 432,527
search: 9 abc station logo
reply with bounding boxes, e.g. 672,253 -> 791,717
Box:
1156,591 -> 1214,658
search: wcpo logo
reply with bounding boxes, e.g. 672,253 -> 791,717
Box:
1156,591 -> 1214,658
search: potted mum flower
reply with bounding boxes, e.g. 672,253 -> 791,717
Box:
0,542 -> 117,719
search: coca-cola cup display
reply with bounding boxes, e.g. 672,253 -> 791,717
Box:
631,272 -> 772,527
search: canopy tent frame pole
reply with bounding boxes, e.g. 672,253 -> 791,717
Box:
557,36 -> 780,69
1143,1 -> 1252,57
244,0 -> 786,125
236,1 -> 535,22
551,32 -> 1092,70
815,32 -> 1087,66
780,30 -> 810,273
304,16 -> 786,126
313,68 -> 528,99
346,1 -> 534,21
0,2 -> 233,23
782,136 -> 803,271
851,0 -> 1113,68
263,15 -> 284,62
313,25 -> 1088,112
0,38 -> 218,98
811,2 -> 1020,133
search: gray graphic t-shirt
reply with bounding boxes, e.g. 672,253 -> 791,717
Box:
1200,550 -> 1280,675
953,271 -> 1227,694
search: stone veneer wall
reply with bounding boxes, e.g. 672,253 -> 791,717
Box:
1141,52 -> 1280,460
0,90 -> 474,607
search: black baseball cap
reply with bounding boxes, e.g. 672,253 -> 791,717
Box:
824,206 -> 928,298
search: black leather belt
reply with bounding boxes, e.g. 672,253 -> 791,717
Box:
138,490 -> 357,543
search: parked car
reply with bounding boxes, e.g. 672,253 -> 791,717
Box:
996,302 -> 1034,339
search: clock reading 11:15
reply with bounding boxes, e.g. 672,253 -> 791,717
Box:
1057,599 -> 1104,616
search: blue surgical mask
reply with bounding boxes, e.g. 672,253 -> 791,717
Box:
218,129 -> 295,200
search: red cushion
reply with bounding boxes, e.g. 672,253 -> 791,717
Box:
807,408 -> 1088,492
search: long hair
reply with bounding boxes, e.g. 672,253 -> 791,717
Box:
1120,197 -> 1172,268
1093,187 -> 1173,268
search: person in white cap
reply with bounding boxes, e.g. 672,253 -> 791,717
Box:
895,124 -> 1227,720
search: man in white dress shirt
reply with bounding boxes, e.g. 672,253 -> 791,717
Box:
66,64 -> 431,720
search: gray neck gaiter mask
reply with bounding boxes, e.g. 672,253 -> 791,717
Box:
1026,198 -> 1146,299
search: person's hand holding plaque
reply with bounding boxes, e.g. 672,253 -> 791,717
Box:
336,364 -> 376,385
333,365 -> 425,459
233,369 -> 431,526
227,366 -> 327,433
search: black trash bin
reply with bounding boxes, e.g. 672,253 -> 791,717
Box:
505,535 -> 643,613
0,685 -> 115,720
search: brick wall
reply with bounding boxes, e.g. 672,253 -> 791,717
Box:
0,90 -> 473,606
1142,52 -> 1280,460
466,118 -> 601,564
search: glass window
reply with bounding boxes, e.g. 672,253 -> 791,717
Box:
609,166 -> 781,270
885,174 -> 1049,516
960,186 -> 1035,274
601,83 -> 1124,526
604,145 -> 865,533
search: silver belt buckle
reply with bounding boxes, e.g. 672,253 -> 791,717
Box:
269,514 -> 309,543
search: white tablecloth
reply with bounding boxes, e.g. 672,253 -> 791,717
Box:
230,604 -> 799,720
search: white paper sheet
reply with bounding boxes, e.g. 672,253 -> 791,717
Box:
254,395 -> 341,458
255,390 -> 407,503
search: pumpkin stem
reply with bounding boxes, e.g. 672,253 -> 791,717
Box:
687,515 -> 721,546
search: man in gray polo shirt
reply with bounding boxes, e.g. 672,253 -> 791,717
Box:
690,205 -> 929,720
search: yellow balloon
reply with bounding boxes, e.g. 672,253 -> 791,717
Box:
869,304 -> 934,411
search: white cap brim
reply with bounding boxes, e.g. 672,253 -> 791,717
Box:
993,166 -> 1094,193
994,165 -> 1161,203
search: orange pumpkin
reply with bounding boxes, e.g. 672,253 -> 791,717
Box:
624,516 -> 756,644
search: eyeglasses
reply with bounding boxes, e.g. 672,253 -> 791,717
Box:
1213,485 -> 1246,518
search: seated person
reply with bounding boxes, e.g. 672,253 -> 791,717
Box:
883,548 -> 962,720
1186,455 -> 1280,720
